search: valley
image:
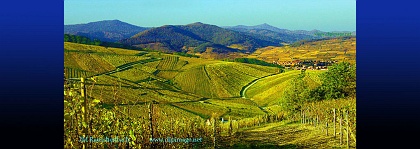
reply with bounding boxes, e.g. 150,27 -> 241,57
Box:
64,21 -> 356,149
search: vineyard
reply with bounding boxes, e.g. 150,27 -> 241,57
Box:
245,70 -> 301,106
248,37 -> 356,64
64,79 -> 291,148
173,62 -> 281,98
64,42 -> 356,148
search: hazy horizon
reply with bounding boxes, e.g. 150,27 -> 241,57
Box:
64,19 -> 356,32
65,0 -> 356,32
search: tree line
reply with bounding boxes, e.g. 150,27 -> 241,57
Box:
64,34 -> 142,50
64,34 -> 101,45
280,62 -> 356,116
233,58 -> 285,69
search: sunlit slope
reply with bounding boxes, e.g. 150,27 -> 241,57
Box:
173,62 -> 279,98
64,42 -> 148,74
249,37 -> 356,64
64,42 -> 268,120
64,42 -> 142,55
64,52 -> 115,73
246,70 -> 324,107
245,70 -> 300,106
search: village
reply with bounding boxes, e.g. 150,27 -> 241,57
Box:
273,59 -> 338,70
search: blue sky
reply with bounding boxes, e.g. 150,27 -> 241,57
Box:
64,0 -> 356,32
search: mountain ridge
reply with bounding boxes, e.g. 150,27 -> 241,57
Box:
64,20 -> 355,54
64,20 -> 149,42
120,22 -> 281,53
223,24 -> 355,43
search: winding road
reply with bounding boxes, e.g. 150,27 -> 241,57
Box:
240,72 -> 280,99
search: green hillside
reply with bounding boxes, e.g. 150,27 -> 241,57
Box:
173,62 -> 279,98
245,70 -> 323,106
120,22 -> 281,54
64,41 -> 355,149
64,42 -> 282,120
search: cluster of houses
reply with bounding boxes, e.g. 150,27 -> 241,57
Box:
274,60 -> 338,70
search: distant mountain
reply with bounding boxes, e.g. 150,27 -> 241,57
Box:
224,24 -> 355,43
227,23 -> 290,33
64,20 -> 148,42
120,22 -> 281,53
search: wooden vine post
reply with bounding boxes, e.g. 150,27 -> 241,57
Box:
325,121 -> 328,136
316,115 -> 319,129
212,117 -> 216,149
340,113 -> 343,145
148,102 -> 154,148
80,77 -> 91,148
300,110 -> 303,124
333,108 -> 336,138
346,110 -> 350,148
81,77 -> 88,133
236,120 -> 239,131
229,117 -> 233,136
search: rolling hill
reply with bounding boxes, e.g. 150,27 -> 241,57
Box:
64,20 -> 148,42
64,18 -> 357,148
120,22 -> 281,54
244,70 -> 323,107
224,23 -> 355,43
64,42 -> 286,120
247,37 -> 356,64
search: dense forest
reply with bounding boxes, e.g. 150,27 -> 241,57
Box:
120,22 -> 281,53
64,34 -> 141,50
64,34 -> 101,45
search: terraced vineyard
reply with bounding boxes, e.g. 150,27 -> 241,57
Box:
64,42 -> 143,55
64,42 -> 354,148
64,52 -> 116,74
156,56 -> 187,70
248,37 -> 356,64
64,42 -> 277,121
100,55 -> 150,67
173,62 -> 280,98
244,70 -> 324,106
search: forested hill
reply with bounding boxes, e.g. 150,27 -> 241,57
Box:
119,22 -> 282,53
64,20 -> 148,42
64,34 -> 141,50
224,23 -> 355,44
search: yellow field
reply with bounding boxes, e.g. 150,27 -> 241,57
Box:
248,37 -> 356,64
173,62 -> 279,98
245,70 -> 324,106
65,39 -> 355,148
65,42 -> 280,121
64,42 -> 142,55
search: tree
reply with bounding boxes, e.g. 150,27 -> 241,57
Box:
93,39 -> 101,46
280,71 -> 311,115
64,34 -> 70,42
319,62 -> 356,100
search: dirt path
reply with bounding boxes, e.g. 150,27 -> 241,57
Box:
220,121 -> 355,149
